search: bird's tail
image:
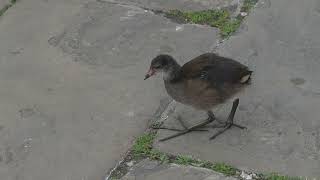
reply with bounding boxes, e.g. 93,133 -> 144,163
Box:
240,70 -> 253,84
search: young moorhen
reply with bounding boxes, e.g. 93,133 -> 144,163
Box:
145,53 -> 252,141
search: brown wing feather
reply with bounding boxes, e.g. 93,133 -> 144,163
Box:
180,53 -> 214,79
167,53 -> 252,110
181,53 -> 252,86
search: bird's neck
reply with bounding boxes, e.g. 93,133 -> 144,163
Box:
163,63 -> 181,82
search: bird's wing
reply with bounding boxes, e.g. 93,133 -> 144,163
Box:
180,53 -> 252,87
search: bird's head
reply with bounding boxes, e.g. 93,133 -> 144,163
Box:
144,54 -> 177,80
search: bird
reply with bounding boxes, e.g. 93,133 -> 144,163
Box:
144,53 -> 252,141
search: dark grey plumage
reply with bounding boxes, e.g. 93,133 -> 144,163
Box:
147,53 -> 252,110
144,53 -> 252,141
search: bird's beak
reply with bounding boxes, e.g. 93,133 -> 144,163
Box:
144,68 -> 156,80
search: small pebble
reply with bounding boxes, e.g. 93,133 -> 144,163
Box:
175,26 -> 184,31
240,171 -> 253,180
241,12 -> 248,16
126,161 -> 134,167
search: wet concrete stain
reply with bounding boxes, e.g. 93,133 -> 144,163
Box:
290,77 -> 306,85
4,147 -> 14,164
19,107 -> 36,119
48,31 -> 67,47
9,48 -> 23,55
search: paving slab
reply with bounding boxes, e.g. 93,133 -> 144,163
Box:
0,0 -> 218,180
154,0 -> 320,178
120,159 -> 237,180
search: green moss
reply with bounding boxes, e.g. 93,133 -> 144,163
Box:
0,4 -> 11,16
121,132 -> 305,179
0,0 -> 17,17
262,173 -> 302,180
241,0 -> 259,13
173,156 -> 237,177
165,9 -> 239,38
164,0 -> 259,38
131,132 -> 170,163
211,162 -> 237,176
149,149 -> 170,163
132,132 -> 156,159
174,155 -> 198,165
219,18 -> 242,37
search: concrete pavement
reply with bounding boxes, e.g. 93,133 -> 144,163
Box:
0,0 -> 10,10
0,0 -> 219,179
108,0 -> 242,11
120,159 -> 237,180
1,0 -> 320,179
155,0 -> 320,178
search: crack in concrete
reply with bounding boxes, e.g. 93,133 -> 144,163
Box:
96,0 -> 222,30
0,0 -> 17,17
100,1 -> 258,179
97,0 -> 157,13
105,99 -> 174,180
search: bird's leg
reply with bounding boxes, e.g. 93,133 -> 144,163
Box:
151,123 -> 185,132
158,111 -> 216,142
210,98 -> 246,140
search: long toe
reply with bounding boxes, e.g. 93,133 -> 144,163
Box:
231,123 -> 246,129
209,124 -> 233,140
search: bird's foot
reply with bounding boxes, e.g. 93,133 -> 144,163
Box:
150,121 -> 208,132
210,121 -> 246,129
209,98 -> 246,140
209,121 -> 246,140
153,115 -> 215,142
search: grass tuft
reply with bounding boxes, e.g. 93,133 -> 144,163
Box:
165,9 -> 239,38
262,173 -> 302,180
149,149 -> 170,163
132,132 -> 156,158
0,4 -> 11,16
211,162 -> 237,176
173,155 -> 237,176
241,0 -> 259,13
174,155 -> 198,165
131,132 -> 170,163
164,0 -> 259,38
116,132 -> 304,180
0,0 -> 17,17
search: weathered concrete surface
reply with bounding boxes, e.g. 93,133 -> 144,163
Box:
120,159 -> 237,180
0,0 -> 10,11
0,0 -> 218,180
155,0 -> 320,178
103,0 -> 242,12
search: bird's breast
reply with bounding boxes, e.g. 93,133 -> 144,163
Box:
164,80 -> 221,110
164,81 -> 186,104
